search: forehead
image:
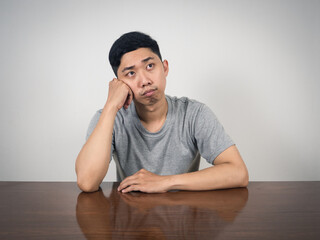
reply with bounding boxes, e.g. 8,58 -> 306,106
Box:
120,48 -> 159,66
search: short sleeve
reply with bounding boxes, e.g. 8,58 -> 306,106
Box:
194,105 -> 234,164
86,110 -> 101,141
85,110 -> 114,161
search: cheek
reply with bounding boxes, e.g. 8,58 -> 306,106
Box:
160,80 -> 166,91
158,74 -> 167,90
122,80 -> 135,91
125,83 -> 139,96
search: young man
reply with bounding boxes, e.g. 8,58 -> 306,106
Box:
75,32 -> 248,193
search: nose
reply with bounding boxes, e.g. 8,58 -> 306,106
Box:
139,72 -> 152,88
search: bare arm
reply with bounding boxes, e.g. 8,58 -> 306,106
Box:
75,79 -> 133,192
168,145 -> 248,191
118,145 -> 248,193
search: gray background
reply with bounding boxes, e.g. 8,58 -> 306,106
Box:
0,0 -> 319,181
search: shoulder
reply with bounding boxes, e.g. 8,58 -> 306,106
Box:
166,95 -> 205,113
86,109 -> 103,141
166,95 -> 215,130
88,109 -> 103,126
166,95 -> 219,126
166,95 -> 214,121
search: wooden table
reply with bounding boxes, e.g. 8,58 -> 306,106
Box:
0,182 -> 319,239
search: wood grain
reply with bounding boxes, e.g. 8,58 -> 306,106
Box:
0,182 -> 319,239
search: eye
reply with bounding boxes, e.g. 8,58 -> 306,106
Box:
146,63 -> 154,70
126,71 -> 135,77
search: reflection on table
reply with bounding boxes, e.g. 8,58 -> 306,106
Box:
1,182 -> 319,239
76,183 -> 248,239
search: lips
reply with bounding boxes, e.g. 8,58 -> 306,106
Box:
142,88 -> 157,96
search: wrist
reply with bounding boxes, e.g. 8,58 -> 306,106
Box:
103,102 -> 119,116
166,174 -> 181,191
97,103 -> 118,127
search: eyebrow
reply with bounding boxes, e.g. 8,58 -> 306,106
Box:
121,57 -> 155,73
142,57 -> 154,63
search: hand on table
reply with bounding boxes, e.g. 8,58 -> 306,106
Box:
118,169 -> 172,193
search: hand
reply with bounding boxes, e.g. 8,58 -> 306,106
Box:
118,169 -> 172,193
106,78 -> 133,111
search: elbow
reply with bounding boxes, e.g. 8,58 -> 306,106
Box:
239,167 -> 249,188
75,164 -> 100,192
77,177 -> 100,193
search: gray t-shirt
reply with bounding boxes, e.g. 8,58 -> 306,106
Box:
86,95 -> 234,180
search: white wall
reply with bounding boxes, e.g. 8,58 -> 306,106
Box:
0,0 -> 319,181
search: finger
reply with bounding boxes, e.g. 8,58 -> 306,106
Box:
118,181 -> 128,191
124,90 -> 132,109
115,79 -> 132,110
118,177 -> 131,189
119,179 -> 138,191
117,79 -> 133,95
127,90 -> 134,108
118,176 -> 138,191
123,87 -> 133,109
121,184 -> 140,193
128,88 -> 133,104
118,169 -> 145,191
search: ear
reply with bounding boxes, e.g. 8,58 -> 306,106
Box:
162,60 -> 169,77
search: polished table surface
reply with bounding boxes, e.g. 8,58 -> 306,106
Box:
0,182 -> 319,240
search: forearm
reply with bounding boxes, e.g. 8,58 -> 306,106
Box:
168,162 -> 249,191
76,105 -> 117,192
118,161 -> 248,193
118,146 -> 248,193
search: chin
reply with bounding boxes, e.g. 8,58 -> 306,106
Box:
134,96 -> 158,107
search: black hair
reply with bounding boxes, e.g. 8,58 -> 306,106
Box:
108,31 -> 162,77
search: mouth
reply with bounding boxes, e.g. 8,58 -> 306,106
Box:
142,88 -> 157,97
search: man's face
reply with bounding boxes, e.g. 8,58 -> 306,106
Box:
117,48 -> 168,106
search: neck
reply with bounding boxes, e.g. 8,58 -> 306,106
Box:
134,96 -> 168,131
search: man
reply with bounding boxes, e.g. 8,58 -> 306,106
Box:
75,32 -> 248,193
